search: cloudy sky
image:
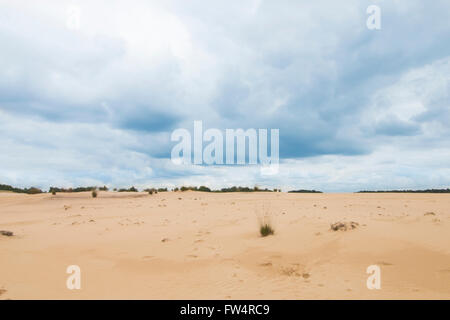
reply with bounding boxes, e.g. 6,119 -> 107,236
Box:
0,0 -> 449,192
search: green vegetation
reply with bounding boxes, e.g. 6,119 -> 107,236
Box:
259,223 -> 275,237
145,188 -> 160,195
49,186 -> 96,193
118,186 -> 138,192
179,186 -> 211,192
0,184 -> 43,194
357,189 -> 450,193
288,189 -> 323,193
175,185 -> 278,193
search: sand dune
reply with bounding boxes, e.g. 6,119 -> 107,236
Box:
0,191 -> 449,299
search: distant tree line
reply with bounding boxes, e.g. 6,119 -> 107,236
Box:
0,184 -> 43,194
172,186 -> 280,193
49,186 -> 105,193
1,183 -> 326,195
287,189 -> 323,193
357,189 -> 450,193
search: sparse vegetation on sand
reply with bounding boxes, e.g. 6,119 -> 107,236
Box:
257,205 -> 275,237
330,221 -> 359,231
91,190 -> 98,198
0,230 -> 14,237
260,222 -> 275,237
145,188 -> 157,195
0,184 -> 43,194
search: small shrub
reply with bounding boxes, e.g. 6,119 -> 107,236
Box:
92,190 -> 98,198
148,190 -> 153,195
26,187 -> 43,194
198,186 -> 211,192
260,223 -> 275,237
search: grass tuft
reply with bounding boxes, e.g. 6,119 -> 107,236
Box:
259,222 -> 275,237
91,189 -> 98,198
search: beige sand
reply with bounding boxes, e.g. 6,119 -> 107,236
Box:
0,191 -> 449,299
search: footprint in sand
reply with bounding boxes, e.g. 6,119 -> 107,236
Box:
0,288 -> 7,296
280,267 -> 301,277
260,262 -> 273,267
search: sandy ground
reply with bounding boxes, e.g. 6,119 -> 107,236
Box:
0,191 -> 449,300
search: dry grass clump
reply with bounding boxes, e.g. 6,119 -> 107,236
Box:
256,203 -> 275,237
91,189 -> 98,198
260,223 -> 275,237
0,230 -> 14,237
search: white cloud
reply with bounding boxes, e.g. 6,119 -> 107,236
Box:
0,0 -> 449,191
